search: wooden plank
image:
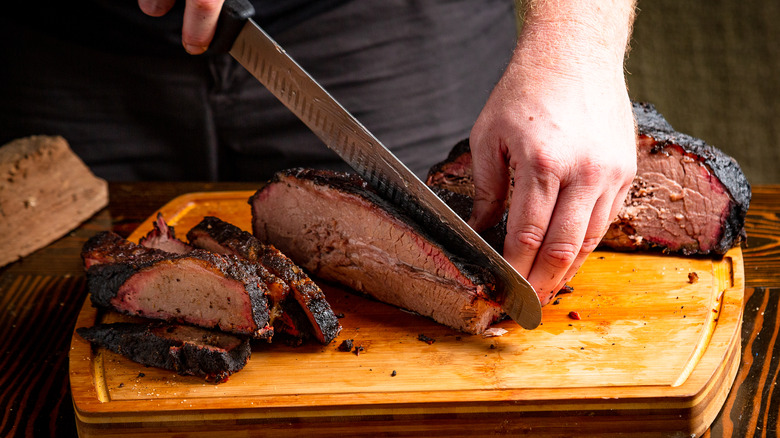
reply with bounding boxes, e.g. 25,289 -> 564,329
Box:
69,191 -> 744,437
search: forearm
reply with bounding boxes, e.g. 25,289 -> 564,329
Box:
515,0 -> 637,83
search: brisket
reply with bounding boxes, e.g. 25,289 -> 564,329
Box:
81,231 -> 170,269
187,216 -> 341,345
138,213 -> 194,254
425,102 -> 751,256
249,168 -> 502,335
76,322 -> 251,383
86,247 -> 273,339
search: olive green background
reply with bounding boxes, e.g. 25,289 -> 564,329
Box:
517,0 -> 780,185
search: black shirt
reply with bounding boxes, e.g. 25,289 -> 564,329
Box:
12,0 -> 349,56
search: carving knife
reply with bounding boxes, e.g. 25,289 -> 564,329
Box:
208,0 -> 542,329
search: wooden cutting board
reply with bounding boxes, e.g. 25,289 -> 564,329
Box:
69,191 -> 744,437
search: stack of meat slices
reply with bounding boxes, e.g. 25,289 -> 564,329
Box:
77,214 -> 341,382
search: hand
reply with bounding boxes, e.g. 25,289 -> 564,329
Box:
138,0 -> 224,54
468,1 -> 637,305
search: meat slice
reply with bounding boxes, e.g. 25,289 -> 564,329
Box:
136,213 -> 290,321
425,102 -> 751,256
81,231 -> 170,269
76,322 -> 251,383
249,168 -> 502,335
86,248 -> 273,339
188,216 -> 341,345
138,213 -> 193,254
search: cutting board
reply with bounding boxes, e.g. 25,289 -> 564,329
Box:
70,191 -> 744,437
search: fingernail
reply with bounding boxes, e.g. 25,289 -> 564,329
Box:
184,44 -> 208,55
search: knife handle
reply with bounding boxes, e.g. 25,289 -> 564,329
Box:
205,0 -> 255,55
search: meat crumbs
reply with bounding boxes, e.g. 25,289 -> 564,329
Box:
337,339 -> 353,352
417,334 -> 435,344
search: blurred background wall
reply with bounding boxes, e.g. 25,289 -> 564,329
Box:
626,0 -> 779,185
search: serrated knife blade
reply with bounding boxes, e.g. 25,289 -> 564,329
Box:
214,0 -> 542,329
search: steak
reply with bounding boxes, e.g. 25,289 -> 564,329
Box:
86,247 -> 273,339
249,168 -> 503,335
425,102 -> 751,256
76,322 -> 251,383
188,216 -> 341,345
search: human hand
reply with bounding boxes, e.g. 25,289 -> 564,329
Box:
138,0 -> 225,54
468,2 -> 637,305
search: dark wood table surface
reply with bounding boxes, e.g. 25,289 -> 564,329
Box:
1,182 -> 778,437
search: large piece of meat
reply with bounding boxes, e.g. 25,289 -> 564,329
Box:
84,234 -> 273,340
187,216 -> 341,345
250,168 -> 503,335
76,322 -> 251,383
426,102 -> 751,256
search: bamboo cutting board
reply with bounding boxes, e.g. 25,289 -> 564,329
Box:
69,191 -> 744,437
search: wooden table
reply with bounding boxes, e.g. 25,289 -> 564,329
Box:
1,182 -> 778,437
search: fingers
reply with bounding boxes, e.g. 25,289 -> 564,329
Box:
550,191 -> 618,297
138,0 -> 176,17
138,0 -> 224,54
501,157 -> 562,282
467,136 -> 511,233
181,0 -> 224,54
505,166 -> 596,304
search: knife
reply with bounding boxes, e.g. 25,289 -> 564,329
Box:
208,0 -> 542,329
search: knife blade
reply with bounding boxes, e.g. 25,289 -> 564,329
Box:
209,0 -> 542,329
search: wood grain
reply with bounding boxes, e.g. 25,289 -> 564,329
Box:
743,186 -> 780,289
69,191 -> 744,437
706,287 -> 780,437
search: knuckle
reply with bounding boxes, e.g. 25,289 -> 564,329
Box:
528,149 -> 566,176
509,224 -> 547,252
579,235 -> 602,255
539,241 -> 579,270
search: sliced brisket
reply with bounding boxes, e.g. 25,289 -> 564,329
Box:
81,231 -> 170,269
138,213 -> 194,254
425,102 -> 751,256
187,216 -> 341,345
86,247 -> 273,339
249,168 -> 502,335
76,322 -> 251,383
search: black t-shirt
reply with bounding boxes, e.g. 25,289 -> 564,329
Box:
11,0 -> 349,56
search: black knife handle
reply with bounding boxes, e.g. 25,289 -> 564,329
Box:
205,0 -> 255,55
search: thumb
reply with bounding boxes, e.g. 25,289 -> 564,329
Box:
466,137 -> 510,232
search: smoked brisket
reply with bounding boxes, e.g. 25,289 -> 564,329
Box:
76,322 -> 251,383
187,216 -> 341,345
425,102 -> 751,256
249,168 -> 503,335
85,246 -> 273,339
138,213 -> 194,254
